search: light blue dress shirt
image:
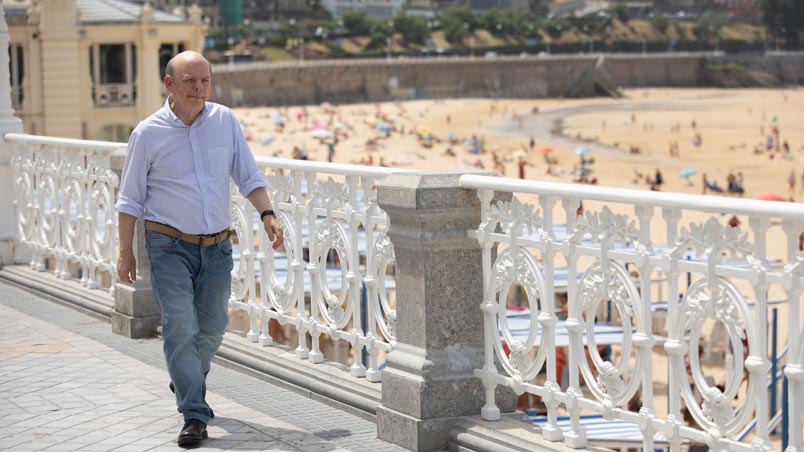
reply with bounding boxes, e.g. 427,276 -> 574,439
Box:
115,97 -> 265,235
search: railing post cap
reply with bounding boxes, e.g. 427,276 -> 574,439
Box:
376,171 -> 495,211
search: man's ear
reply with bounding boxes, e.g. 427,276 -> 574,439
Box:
164,75 -> 173,91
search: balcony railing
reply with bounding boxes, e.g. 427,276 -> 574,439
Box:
7,133 -> 124,292
460,174 -> 804,452
93,83 -> 136,108
229,157 -> 417,381
7,132 -> 415,382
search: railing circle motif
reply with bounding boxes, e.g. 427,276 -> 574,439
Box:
577,260 -> 642,406
492,246 -> 547,382
312,218 -> 351,329
676,277 -> 755,435
264,211 -> 296,313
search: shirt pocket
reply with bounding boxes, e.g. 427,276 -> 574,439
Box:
206,145 -> 230,178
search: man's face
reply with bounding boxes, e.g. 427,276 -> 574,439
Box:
167,58 -> 211,111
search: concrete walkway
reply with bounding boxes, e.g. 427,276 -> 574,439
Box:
0,281 -> 407,452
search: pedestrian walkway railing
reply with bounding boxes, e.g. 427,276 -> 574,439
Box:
7,133 -> 124,293
230,157 -> 417,381
459,174 -> 804,452
7,132 -> 413,383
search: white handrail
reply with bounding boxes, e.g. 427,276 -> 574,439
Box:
460,174 -> 804,221
254,156 -> 419,177
5,133 -> 127,151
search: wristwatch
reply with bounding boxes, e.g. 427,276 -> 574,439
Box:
260,209 -> 275,220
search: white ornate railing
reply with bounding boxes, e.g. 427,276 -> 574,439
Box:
460,175 -> 804,452
7,133 -> 123,292
7,132 -> 411,382
229,158 -> 417,381
93,83 -> 135,108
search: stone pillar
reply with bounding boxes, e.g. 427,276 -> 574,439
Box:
0,5 -> 25,267
375,172 -> 515,451
110,149 -> 160,338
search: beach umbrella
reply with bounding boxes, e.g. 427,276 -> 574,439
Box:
320,101 -> 332,109
575,147 -> 590,155
756,193 -> 787,202
679,168 -> 696,178
311,129 -> 331,139
513,149 -> 527,160
295,110 -> 305,118
537,146 -> 553,154
416,125 -> 430,135
334,121 -> 347,129
377,124 -> 391,132
446,131 -> 456,138
258,133 -> 274,145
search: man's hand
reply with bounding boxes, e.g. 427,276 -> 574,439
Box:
117,250 -> 137,284
263,215 -> 284,250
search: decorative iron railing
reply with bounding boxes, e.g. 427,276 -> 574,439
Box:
7,133 -> 409,382
93,83 -> 136,108
460,175 -> 804,452
229,158 -> 416,381
7,133 -> 124,293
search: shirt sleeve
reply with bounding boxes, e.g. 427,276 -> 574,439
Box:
115,128 -> 149,218
228,111 -> 266,197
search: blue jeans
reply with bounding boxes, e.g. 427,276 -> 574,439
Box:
145,230 -> 233,424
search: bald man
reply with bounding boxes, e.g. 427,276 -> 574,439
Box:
115,51 -> 283,448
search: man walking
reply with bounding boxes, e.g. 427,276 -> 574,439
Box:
115,51 -> 283,448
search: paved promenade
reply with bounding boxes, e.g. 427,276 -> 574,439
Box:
0,281 -> 407,452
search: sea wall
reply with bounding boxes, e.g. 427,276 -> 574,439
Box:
209,52 -> 803,106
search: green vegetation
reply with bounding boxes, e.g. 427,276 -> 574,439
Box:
206,3 -> 786,63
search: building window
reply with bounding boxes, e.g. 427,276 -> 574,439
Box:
159,43 -> 186,80
89,43 -> 138,108
9,44 -> 24,110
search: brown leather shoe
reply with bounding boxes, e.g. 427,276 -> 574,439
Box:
178,419 -> 208,448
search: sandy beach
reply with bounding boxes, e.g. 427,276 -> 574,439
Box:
234,87 -> 803,200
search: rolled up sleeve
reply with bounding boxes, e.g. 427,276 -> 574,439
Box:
229,112 -> 266,197
115,130 -> 148,218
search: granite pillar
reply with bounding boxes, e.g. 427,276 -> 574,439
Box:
376,172 -> 515,451
110,149 -> 160,338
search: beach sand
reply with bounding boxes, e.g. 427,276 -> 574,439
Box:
235,87 -> 803,200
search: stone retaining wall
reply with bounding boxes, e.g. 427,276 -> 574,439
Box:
209,52 -> 803,107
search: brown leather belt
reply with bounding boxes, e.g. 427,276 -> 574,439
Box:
144,221 -> 233,247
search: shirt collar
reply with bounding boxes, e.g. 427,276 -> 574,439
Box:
162,95 -> 208,126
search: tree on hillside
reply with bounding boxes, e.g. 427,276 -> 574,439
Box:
613,4 -> 629,23
693,10 -> 726,39
440,5 -> 478,44
480,9 -> 519,36
392,14 -> 429,45
543,18 -> 570,39
761,0 -> 804,44
650,13 -> 670,34
342,10 -> 371,36
367,20 -> 393,49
